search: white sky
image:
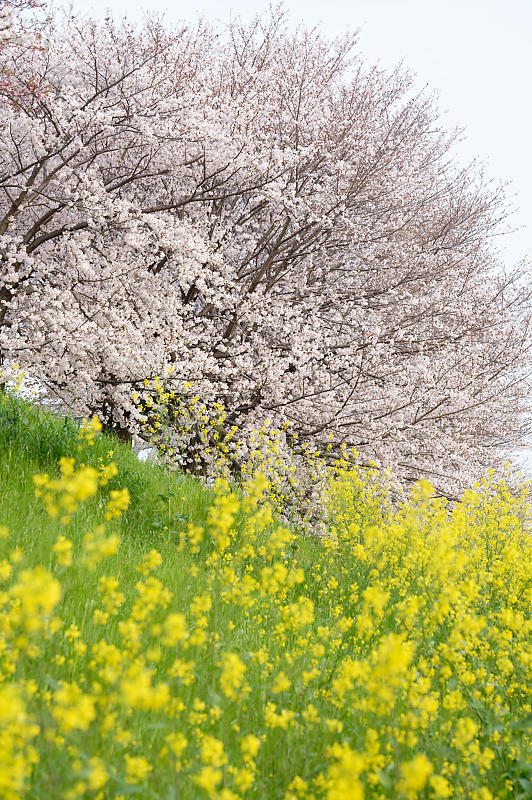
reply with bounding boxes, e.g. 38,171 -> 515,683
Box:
76,0 -> 532,268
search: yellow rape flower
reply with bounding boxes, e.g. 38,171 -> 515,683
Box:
105,487 -> 130,520
194,766 -> 222,794
326,743 -> 365,800
200,735 -> 227,767
397,754 -> 433,798
429,774 -> 452,798
220,652 -> 246,700
88,757 -> 108,791
272,671 -> 291,692
125,755 -> 152,784
240,734 -> 261,761
52,535 -> 73,567
52,682 -> 96,732
162,612 -> 188,646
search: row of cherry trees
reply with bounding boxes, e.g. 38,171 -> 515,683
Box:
1,2 -> 531,491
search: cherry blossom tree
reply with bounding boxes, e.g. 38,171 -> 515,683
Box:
1,5 -> 531,491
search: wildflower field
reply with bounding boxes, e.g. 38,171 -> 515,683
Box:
0,396 -> 531,800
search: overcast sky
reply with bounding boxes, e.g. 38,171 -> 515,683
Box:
77,0 -> 532,268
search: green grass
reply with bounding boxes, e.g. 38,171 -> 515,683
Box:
0,393 -> 211,547
0,394 -> 214,701
0,394 -> 531,800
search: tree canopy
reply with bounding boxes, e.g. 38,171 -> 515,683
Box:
1,3 -> 531,491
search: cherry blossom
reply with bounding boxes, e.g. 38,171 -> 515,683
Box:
1,5 -> 531,492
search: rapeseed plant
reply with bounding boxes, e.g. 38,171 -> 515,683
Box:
0,407 -> 531,798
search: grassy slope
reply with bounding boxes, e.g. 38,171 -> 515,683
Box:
1,395 -> 530,799
0,394 -> 211,568
0,396 -> 216,717
0,396 -> 322,797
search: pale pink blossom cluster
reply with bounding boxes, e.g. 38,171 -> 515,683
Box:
0,1 -> 48,101
1,5 -> 531,493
